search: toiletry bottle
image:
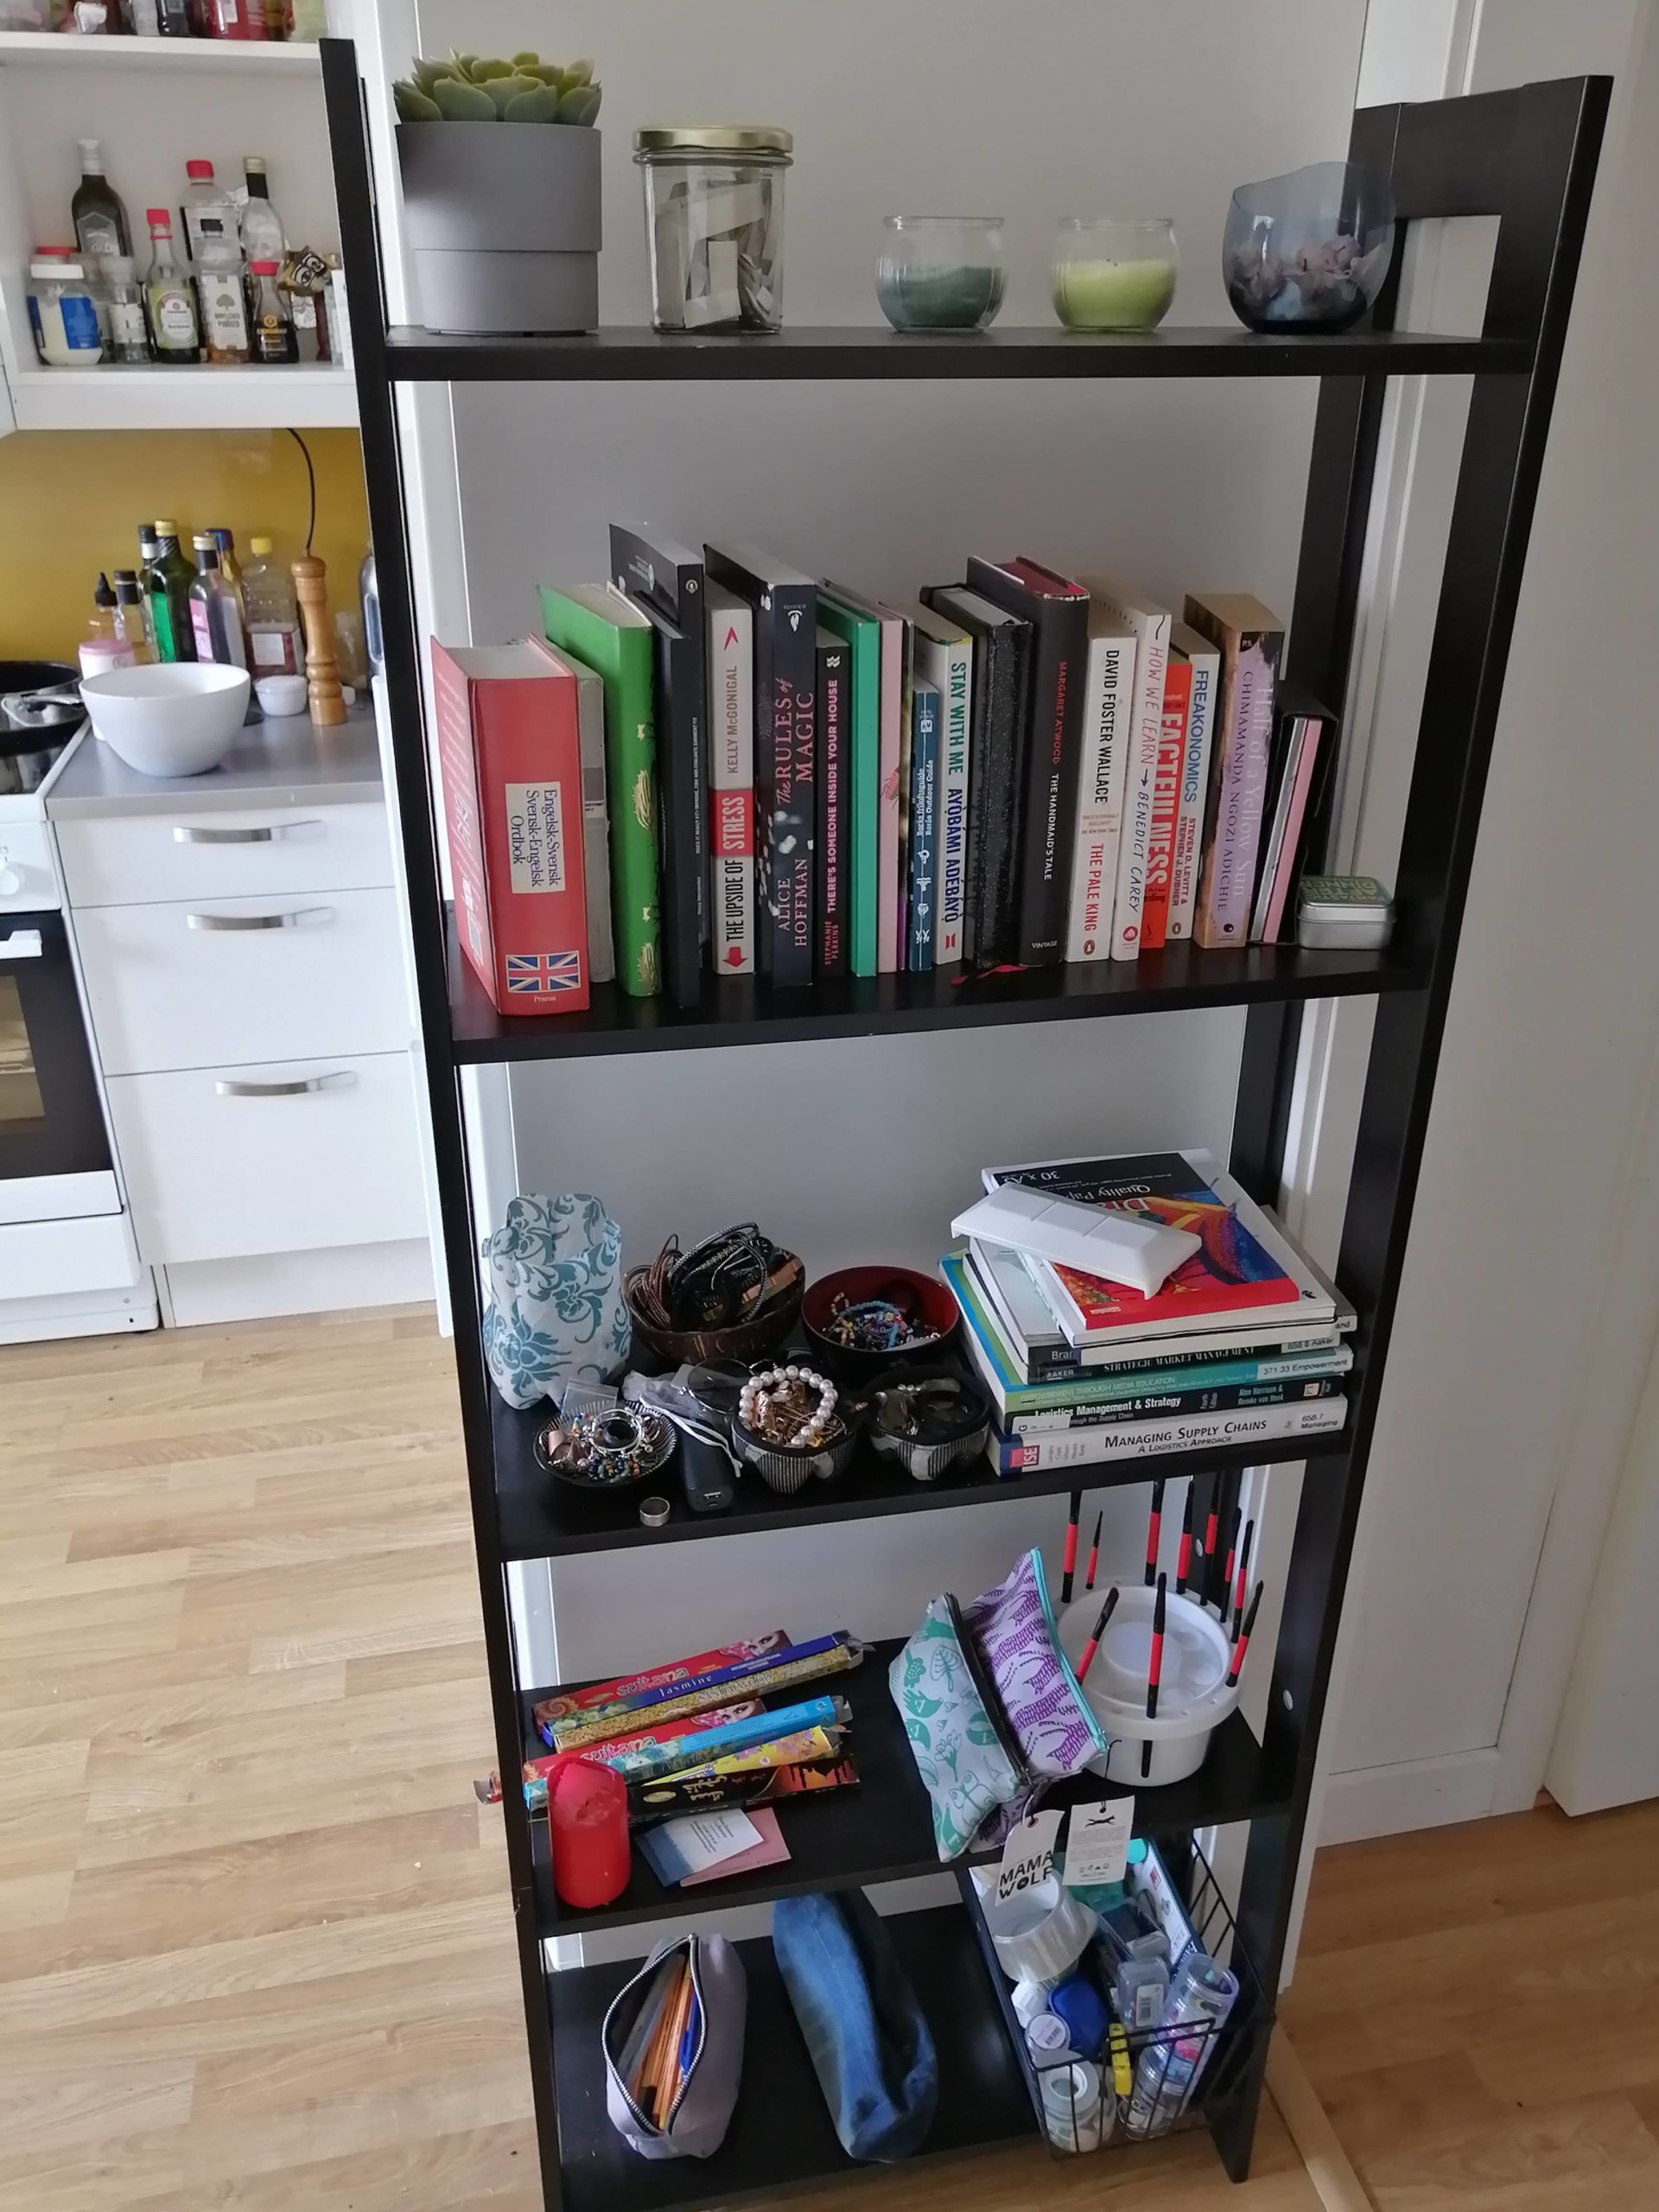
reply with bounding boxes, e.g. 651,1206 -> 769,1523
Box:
79,573 -> 136,678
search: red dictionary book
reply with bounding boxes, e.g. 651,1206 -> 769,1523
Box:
1140,657 -> 1191,952
430,639 -> 592,1017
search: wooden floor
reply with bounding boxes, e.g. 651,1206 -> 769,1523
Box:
3,1306 -> 1657,2210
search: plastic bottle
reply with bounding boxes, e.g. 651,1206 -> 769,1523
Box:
240,157 -> 286,268
241,535 -> 302,675
111,571 -> 155,664
28,257 -> 102,367
194,213 -> 251,365
249,261 -> 296,363
181,161 -> 238,265
143,212 -> 200,365
146,521 -> 198,664
79,574 -> 136,679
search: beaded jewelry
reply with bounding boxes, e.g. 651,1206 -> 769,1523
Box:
737,1363 -> 840,1449
824,1291 -> 943,1355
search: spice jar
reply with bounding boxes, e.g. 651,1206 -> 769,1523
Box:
634,126 -> 792,334
28,257 -> 103,367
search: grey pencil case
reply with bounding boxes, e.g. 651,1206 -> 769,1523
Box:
602,1931 -> 747,2160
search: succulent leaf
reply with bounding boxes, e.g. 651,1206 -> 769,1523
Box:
393,79 -> 443,120
486,73 -> 538,114
562,58 -> 594,86
410,55 -> 448,89
430,75 -> 498,119
472,58 -> 513,79
504,85 -> 564,122
558,83 -> 601,124
512,49 -> 541,67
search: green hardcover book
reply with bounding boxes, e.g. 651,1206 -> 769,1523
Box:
539,585 -> 661,998
818,591 -> 882,977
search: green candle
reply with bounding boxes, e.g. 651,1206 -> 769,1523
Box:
1053,257 -> 1176,332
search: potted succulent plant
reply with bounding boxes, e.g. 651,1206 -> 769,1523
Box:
392,51 -> 603,335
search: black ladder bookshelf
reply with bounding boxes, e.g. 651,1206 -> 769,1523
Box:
320,44 -> 1607,2206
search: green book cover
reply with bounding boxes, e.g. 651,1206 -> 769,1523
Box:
819,593 -> 881,977
539,585 -> 661,998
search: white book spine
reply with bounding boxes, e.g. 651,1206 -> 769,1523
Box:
1166,639 -> 1219,941
1065,627 -> 1136,963
926,635 -> 972,967
995,1396 -> 1346,1472
707,584 -> 755,976
1100,604 -> 1170,961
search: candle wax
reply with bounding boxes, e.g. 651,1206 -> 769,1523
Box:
1054,257 -> 1176,332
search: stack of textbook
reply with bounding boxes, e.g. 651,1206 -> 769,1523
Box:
940,1150 -> 1353,1473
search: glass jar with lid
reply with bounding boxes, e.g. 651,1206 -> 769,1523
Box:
28,257 -> 103,368
633,126 -> 792,334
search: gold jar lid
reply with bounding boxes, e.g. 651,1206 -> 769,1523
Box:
633,125 -> 793,157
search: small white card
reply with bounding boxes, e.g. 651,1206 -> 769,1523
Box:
659,1808 -> 760,1875
1064,1799 -> 1134,1888
994,1808 -> 1065,1904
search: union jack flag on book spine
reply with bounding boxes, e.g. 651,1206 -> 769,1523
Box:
430,639 -> 592,1017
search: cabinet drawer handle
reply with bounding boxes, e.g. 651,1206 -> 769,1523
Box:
172,820 -> 323,845
214,1072 -> 358,1098
187,907 -> 336,932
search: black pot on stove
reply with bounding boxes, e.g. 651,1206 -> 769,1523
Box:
0,660 -> 83,798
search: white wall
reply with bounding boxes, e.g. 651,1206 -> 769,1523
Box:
1315,0 -> 1655,1842
420,0 -> 1371,1694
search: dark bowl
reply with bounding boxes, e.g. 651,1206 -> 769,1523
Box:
623,1263 -> 804,1368
802,1266 -> 960,1385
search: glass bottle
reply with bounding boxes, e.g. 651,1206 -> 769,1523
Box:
146,521 -> 198,664
72,141 -> 131,262
248,261 -> 296,363
209,529 -> 252,661
194,215 -> 251,365
181,160 -> 237,265
240,158 -> 286,269
143,211 -> 200,364
189,536 -> 249,667
111,570 -> 155,664
102,256 -> 151,364
135,525 -> 161,654
207,0 -> 265,35
156,0 -> 193,29
242,534 -> 302,675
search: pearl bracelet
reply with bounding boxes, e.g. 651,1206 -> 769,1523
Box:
738,1363 -> 838,1450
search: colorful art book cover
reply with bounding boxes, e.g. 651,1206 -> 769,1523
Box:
984,1151 -> 1296,1335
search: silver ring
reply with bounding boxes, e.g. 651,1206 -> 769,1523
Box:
639,1494 -> 671,1529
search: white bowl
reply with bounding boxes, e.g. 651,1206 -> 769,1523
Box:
79,663 -> 249,778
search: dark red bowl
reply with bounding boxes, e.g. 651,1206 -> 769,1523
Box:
802,1265 -> 959,1384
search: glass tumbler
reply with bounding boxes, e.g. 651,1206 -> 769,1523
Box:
1052,218 -> 1179,332
634,127 -> 793,334
876,216 -> 1007,332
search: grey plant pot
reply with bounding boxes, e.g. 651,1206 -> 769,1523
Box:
396,121 -> 602,335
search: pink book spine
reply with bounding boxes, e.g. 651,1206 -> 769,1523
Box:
876,622 -> 903,973
1263,723 -> 1324,942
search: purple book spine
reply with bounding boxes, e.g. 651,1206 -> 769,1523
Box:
1201,639 -> 1275,945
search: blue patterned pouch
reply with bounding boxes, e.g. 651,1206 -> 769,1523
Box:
888,1593 -> 1028,1860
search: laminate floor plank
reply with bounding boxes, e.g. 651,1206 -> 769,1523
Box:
2,1305 -> 1656,2211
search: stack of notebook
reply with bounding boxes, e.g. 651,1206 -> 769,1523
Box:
942,1150 -> 1353,1473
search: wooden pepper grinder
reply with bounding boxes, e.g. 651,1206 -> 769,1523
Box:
291,552 -> 347,727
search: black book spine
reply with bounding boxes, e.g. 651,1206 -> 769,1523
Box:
626,618 -> 702,1009
816,633 -> 849,976
765,582 -> 817,987
980,626 -> 1030,967
965,560 -> 1086,967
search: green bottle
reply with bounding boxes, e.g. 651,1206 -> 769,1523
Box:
145,518 -> 197,664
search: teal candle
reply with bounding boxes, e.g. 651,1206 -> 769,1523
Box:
876,262 -> 1006,332
1053,256 -> 1176,332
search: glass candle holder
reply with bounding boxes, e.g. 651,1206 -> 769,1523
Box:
875,216 -> 1007,333
1052,218 -> 1179,332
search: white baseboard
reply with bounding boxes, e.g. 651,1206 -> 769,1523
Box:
161,1238 -> 435,1326
1319,1747 -> 1500,1845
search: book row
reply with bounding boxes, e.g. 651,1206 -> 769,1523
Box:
433,526 -> 1338,1017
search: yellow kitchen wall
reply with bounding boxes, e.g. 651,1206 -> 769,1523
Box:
0,429 -> 370,663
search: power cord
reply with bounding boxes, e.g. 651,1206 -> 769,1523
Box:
287,427 -> 317,550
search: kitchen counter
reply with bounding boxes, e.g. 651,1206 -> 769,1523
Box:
44,708 -> 383,818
